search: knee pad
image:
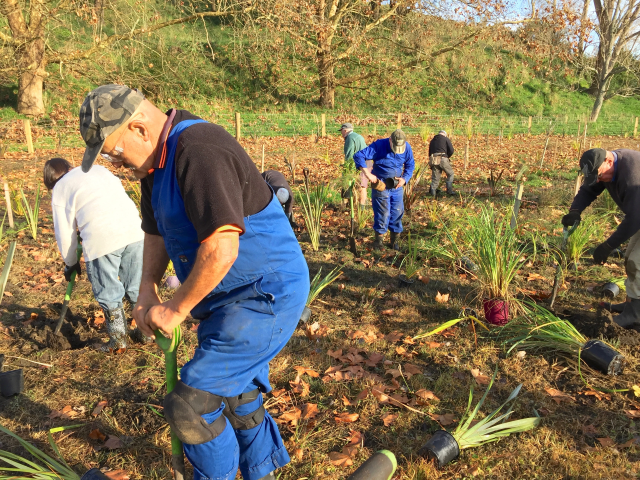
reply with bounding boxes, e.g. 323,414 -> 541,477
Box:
223,388 -> 266,430
164,381 -> 227,445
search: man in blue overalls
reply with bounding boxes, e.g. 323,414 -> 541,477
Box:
78,85 -> 309,480
354,130 -> 415,250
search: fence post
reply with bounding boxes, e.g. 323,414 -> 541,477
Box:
574,173 -> 583,197
527,116 -> 532,136
235,112 -> 241,140
634,117 -> 638,138
3,180 -> 13,228
23,119 -> 34,154
321,113 -> 326,138
397,113 -> 402,130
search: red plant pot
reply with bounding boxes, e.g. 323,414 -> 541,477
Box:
483,298 -> 509,326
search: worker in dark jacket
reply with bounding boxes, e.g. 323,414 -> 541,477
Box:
261,170 -> 296,228
428,130 -> 456,197
562,148 -> 640,329
353,130 -> 414,250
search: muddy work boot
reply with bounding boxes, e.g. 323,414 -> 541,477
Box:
257,473 -> 276,480
613,298 -> 640,329
602,301 -> 626,313
372,232 -> 384,251
389,232 -> 400,251
94,307 -> 128,352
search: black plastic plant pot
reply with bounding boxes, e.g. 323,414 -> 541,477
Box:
384,178 -> 399,190
398,274 -> 415,286
81,469 -> 111,480
457,256 -> 479,273
419,430 -> 460,468
581,339 -> 624,375
602,282 -> 620,299
0,369 -> 23,397
347,450 -> 397,480
299,306 -> 312,324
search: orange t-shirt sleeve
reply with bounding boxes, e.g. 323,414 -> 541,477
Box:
201,224 -> 242,243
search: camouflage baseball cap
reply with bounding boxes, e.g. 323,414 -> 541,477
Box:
390,129 -> 407,154
79,84 -> 145,172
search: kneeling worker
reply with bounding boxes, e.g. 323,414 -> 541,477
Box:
354,130 -> 414,250
562,148 -> 640,329
79,85 -> 309,480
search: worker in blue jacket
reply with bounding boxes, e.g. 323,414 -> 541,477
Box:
354,130 -> 415,250
78,85 -> 309,480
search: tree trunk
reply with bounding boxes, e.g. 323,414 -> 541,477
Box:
317,49 -> 335,108
95,0 -> 105,39
590,83 -> 606,122
18,69 -> 44,116
578,0 -> 590,54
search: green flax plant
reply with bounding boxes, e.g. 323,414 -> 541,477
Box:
307,265 -> 343,306
564,217 -> 602,268
297,182 -> 329,251
20,184 -> 41,240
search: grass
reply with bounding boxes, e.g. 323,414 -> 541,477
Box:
0,133 -> 638,480
19,184 -> 40,241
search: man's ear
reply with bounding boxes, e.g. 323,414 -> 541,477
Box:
129,119 -> 149,141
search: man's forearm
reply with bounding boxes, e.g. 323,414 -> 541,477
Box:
140,233 -> 170,293
166,231 -> 239,316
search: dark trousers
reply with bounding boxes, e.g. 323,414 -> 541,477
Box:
430,157 -> 455,193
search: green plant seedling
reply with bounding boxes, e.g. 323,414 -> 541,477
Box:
307,264 -> 343,307
19,183 -> 40,240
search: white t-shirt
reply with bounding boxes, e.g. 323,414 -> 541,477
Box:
52,166 -> 144,265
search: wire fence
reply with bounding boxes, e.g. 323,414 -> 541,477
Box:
1,111 -> 638,153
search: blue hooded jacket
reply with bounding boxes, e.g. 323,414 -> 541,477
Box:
353,138 -> 415,183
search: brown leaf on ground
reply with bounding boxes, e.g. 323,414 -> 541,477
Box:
527,273 -> 546,282
385,368 -> 402,378
404,363 -> 423,376
422,341 -> 442,348
625,410 -> 640,419
328,452 -> 353,467
620,437 -> 640,448
89,429 -> 107,442
580,389 -> 611,401
327,349 -> 343,360
545,388 -> 575,404
435,291 -> 450,303
346,430 -> 364,446
279,407 -> 302,425
294,448 -> 304,461
92,400 -> 108,417
381,309 -> 394,316
384,331 -> 404,343
470,368 -> 490,385
305,322 -> 329,341
403,336 -> 416,345
396,346 -> 407,355
418,275 -> 430,284
104,470 -> 130,480
430,413 -> 456,426
334,412 -> 359,423
347,330 -> 366,340
104,436 -> 123,450
356,389 -> 370,401
365,352 -> 383,367
390,393 -> 409,404
597,437 -> 615,448
301,403 -> 319,420
289,376 -> 310,398
342,395 -> 353,406
381,413 -> 398,426
294,366 -> 320,378
416,389 -> 440,402
342,445 -> 359,458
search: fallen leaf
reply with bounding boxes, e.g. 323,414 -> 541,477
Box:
294,448 -> 304,461
356,389 -> 369,401
346,430 -> 364,446
527,273 -> 546,282
381,309 -> 394,316
545,388 -> 575,404
385,368 -> 402,378
422,341 -> 442,348
279,407 -> 302,425
92,400 -> 108,416
301,403 -> 319,420
435,291 -> 450,303
305,322 -> 329,341
624,410 -> 640,419
597,437 -> 615,448
415,389 -> 440,402
470,368 -> 490,385
290,376 -> 310,398
104,436 -> 123,450
620,437 -> 640,448
342,395 -> 353,406
328,349 -> 343,360
633,385 -> 640,397
381,413 -> 398,426
104,470 -> 130,480
342,445 -> 359,457
294,366 -> 320,378
334,412 -> 359,423
418,275 -> 430,284
365,352 -> 383,367
404,363 -> 423,376
89,429 -> 107,442
328,451 -> 353,467
384,331 -> 404,343
430,413 -> 456,426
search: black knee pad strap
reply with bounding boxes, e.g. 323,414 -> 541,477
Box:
223,388 -> 266,430
164,381 -> 227,445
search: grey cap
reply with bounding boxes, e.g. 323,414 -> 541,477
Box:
275,187 -> 290,205
438,130 -> 447,136
390,129 -> 407,154
79,84 -> 145,172
339,122 -> 354,131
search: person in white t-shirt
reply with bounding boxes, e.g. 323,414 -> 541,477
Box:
44,158 -> 146,352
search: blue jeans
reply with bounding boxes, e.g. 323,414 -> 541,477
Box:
372,186 -> 404,234
180,261 -> 309,480
84,240 -> 143,311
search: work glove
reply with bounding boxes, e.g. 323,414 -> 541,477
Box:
561,210 -> 581,228
593,242 -> 613,265
372,180 -> 386,192
64,263 -> 81,282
